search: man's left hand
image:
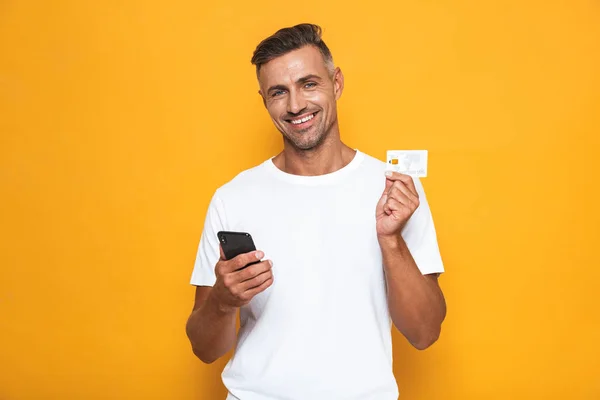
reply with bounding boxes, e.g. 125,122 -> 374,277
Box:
376,171 -> 420,238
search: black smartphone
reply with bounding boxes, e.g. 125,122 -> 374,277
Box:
217,231 -> 258,264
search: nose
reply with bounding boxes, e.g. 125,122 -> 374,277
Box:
286,88 -> 307,115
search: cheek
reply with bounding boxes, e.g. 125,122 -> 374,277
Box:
308,90 -> 333,109
266,102 -> 284,121
305,91 -> 324,102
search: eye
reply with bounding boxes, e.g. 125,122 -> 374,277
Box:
304,82 -> 317,89
271,90 -> 286,97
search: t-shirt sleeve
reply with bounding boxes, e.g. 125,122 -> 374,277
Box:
190,191 -> 227,286
401,177 -> 445,275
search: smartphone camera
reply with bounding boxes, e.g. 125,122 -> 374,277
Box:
219,235 -> 227,245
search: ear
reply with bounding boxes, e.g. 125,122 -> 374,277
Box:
333,67 -> 344,100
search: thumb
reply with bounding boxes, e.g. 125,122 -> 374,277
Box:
376,192 -> 388,213
376,190 -> 389,215
376,178 -> 393,215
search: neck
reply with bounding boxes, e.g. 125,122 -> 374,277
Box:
273,136 -> 356,176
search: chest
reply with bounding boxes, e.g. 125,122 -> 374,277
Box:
226,183 -> 385,311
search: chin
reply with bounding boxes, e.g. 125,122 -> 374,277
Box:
294,142 -> 318,151
280,124 -> 328,151
292,136 -> 325,151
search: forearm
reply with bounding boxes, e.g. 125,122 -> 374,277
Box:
185,289 -> 238,363
379,234 -> 446,350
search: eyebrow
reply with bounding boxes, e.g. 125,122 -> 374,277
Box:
297,74 -> 322,84
267,74 -> 323,94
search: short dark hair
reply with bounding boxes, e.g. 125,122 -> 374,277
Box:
251,23 -> 334,78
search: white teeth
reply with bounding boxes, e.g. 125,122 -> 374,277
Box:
291,113 -> 314,125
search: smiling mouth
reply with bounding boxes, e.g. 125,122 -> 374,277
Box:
286,111 -> 318,125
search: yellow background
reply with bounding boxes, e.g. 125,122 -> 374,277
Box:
1,1 -> 599,399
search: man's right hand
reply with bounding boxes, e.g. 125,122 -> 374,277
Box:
210,246 -> 274,313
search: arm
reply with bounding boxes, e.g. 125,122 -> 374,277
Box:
378,234 -> 446,350
185,249 -> 273,363
376,171 -> 446,350
185,286 -> 238,364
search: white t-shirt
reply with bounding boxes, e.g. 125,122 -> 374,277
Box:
190,150 -> 444,400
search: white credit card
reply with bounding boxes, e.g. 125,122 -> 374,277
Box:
386,150 -> 428,177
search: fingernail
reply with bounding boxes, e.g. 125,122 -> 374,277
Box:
385,171 -> 392,177
256,251 -> 264,259
268,260 -> 273,267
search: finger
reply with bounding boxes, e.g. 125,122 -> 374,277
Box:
377,177 -> 395,215
383,176 -> 394,193
383,202 -> 393,215
243,276 -> 274,299
403,176 -> 418,198
388,185 -> 413,205
224,250 -> 264,273
240,269 -> 273,292
388,184 -> 419,208
385,198 -> 412,215
384,171 -> 418,197
219,244 -> 226,260
376,190 -> 388,214
233,259 -> 272,282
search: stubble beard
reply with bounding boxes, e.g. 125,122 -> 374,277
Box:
279,118 -> 332,151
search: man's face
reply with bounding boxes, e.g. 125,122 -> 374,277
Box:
258,45 -> 344,151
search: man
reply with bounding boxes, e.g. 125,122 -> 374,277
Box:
185,23 -> 446,400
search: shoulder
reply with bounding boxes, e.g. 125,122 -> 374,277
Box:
212,158 -> 272,201
353,150 -> 386,185
357,150 -> 387,172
